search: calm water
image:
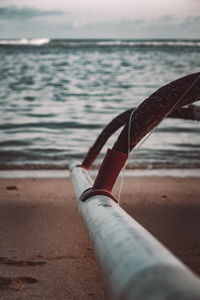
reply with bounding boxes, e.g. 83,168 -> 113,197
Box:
0,39 -> 200,169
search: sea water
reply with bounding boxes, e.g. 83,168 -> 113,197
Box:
0,39 -> 200,169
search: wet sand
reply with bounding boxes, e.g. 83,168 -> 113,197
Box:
0,176 -> 199,299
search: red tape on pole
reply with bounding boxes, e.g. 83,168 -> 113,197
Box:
80,148 -> 128,202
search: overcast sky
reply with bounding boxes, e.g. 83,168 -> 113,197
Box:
0,0 -> 200,39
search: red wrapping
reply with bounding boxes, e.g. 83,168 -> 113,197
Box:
93,148 -> 128,191
80,148 -> 128,202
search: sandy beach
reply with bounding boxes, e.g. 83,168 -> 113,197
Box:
0,175 -> 200,299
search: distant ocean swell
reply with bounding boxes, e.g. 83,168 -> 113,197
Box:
0,38 -> 200,169
0,38 -> 200,47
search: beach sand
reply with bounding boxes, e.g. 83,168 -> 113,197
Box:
0,176 -> 199,299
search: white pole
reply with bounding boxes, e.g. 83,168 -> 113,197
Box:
70,163 -> 200,300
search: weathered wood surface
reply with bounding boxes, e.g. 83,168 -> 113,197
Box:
113,72 -> 200,153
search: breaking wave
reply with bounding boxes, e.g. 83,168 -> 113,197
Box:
0,38 -> 50,46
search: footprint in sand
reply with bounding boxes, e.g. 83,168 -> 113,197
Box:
0,276 -> 38,290
6,185 -> 18,190
0,257 -> 47,266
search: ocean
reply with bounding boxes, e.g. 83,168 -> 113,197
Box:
0,38 -> 200,169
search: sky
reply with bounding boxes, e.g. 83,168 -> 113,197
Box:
0,0 -> 200,39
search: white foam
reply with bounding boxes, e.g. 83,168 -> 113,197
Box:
0,38 -> 50,46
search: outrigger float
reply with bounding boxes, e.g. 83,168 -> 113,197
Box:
70,72 -> 200,300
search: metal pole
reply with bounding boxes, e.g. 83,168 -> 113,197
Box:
70,163 -> 200,300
